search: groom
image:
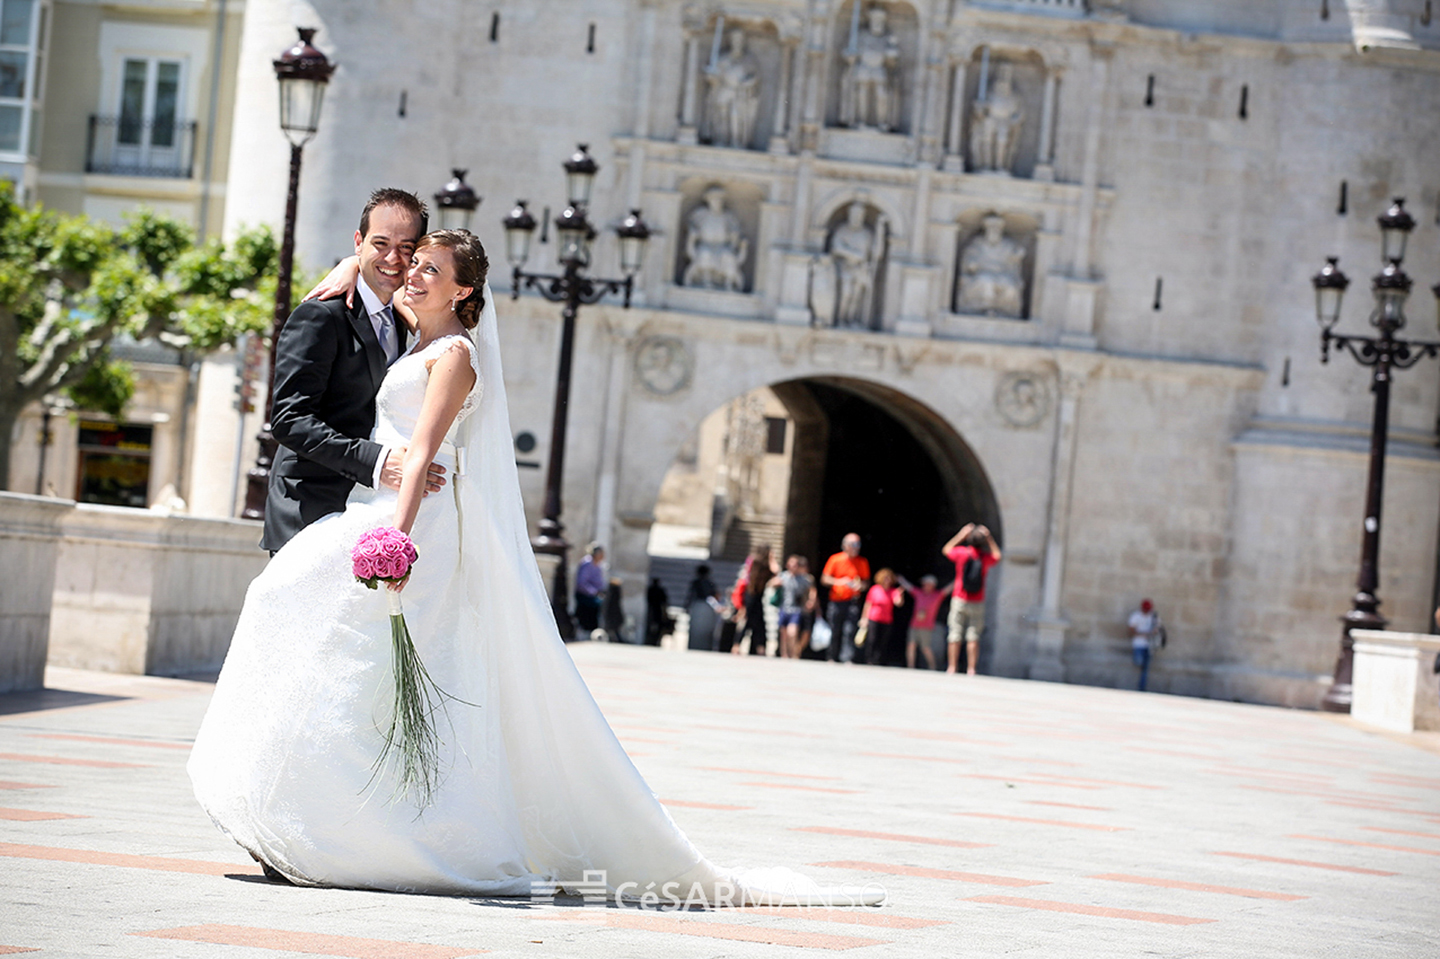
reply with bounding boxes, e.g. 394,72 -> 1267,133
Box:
261,188 -> 445,552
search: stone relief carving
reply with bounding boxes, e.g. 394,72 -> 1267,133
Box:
956,213 -> 1026,318
969,62 -> 1025,174
996,371 -> 1051,428
634,336 -> 694,396
703,27 -> 761,149
809,201 -> 888,329
682,185 -> 749,292
838,4 -> 900,131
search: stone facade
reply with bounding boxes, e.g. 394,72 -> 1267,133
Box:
216,0 -> 1440,706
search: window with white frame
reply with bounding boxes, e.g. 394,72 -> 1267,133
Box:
0,0 -> 44,159
115,57 -> 184,168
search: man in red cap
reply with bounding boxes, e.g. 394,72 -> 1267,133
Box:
1128,599 -> 1160,691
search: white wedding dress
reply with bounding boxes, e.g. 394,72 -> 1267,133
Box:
189,287 -> 879,906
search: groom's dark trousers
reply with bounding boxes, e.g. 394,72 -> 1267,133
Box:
260,294 -> 405,552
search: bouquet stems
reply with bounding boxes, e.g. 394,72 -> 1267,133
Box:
371,588 -> 448,808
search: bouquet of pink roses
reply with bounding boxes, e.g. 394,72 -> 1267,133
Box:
352,526 -> 446,806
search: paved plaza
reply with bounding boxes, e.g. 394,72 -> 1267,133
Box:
1,643 -> 1437,958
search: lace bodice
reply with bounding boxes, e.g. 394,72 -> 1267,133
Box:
373,333 -> 482,455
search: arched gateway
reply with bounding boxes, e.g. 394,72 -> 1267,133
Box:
645,376 -> 1001,667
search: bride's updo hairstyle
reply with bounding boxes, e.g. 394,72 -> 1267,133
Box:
416,229 -> 489,330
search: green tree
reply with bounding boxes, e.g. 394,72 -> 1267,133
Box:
0,186 -> 279,487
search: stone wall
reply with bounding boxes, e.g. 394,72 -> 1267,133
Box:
47,505 -> 268,676
0,493 -> 71,693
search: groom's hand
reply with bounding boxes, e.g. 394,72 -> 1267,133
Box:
379,447 -> 446,494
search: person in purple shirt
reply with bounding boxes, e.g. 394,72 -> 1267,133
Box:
574,542 -> 606,634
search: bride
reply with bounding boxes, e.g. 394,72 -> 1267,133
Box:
188,230 -> 880,906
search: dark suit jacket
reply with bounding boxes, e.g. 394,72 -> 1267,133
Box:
261,294 -> 406,551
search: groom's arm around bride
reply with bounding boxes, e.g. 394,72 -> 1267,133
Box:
260,189 -> 441,553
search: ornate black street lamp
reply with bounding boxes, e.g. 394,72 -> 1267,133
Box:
502,144 -> 651,638
242,28 -> 334,520
434,168 -> 480,231
1309,198 -> 1440,712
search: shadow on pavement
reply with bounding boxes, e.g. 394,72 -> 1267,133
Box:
0,688 -> 132,716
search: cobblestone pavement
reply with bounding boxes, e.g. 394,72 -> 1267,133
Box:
2,644 -> 1438,958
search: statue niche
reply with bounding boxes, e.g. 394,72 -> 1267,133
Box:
954,213 -> 1028,319
703,27 -> 761,149
681,185 -> 749,292
838,4 -> 900,132
809,200 -> 889,329
969,62 -> 1024,174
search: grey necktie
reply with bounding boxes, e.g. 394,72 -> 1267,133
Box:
376,306 -> 397,364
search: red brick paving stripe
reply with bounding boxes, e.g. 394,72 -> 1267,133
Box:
0,948 -> 39,955
0,808 -> 86,821
659,798 -> 753,811
1364,827 -> 1440,841
613,736 -> 670,744
1130,746 -> 1226,762
960,774 -> 1103,791
954,812 -> 1127,832
741,781 -> 861,795
1025,801 -> 1113,812
792,826 -> 992,849
545,911 -> 885,950
965,895 -> 1216,926
1288,834 -> 1440,857
29,733 -> 190,750
1026,774 -> 1163,790
995,756 -> 1080,767
859,751 -> 967,764
733,906 -> 947,929
1324,800 -> 1440,818
1369,773 -> 1440,789
0,842 -> 262,876
811,860 -> 1046,887
132,925 -> 483,958
1211,851 -> 1396,876
704,766 -> 842,781
0,752 -> 149,769
0,782 -> 52,790
1239,784 -> 1414,806
1090,873 -> 1305,901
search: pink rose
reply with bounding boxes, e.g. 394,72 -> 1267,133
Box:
353,527 -> 417,585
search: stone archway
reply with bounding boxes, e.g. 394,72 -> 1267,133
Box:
647,375 -> 1001,664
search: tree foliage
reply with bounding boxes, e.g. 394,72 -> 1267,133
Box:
0,183 -> 279,483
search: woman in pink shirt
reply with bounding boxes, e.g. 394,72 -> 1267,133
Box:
860,569 -> 906,666
903,575 -> 947,670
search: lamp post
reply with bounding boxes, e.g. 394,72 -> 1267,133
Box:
1309,198 -> 1440,713
502,144 -> 652,638
434,168 -> 480,231
242,27 -> 334,520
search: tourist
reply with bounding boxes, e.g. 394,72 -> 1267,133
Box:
1128,599 -> 1161,691
902,574 -> 947,670
860,569 -> 906,666
777,554 -> 816,659
574,543 -> 606,634
942,523 -> 1001,674
685,564 -> 721,651
733,546 -> 779,656
820,533 -> 871,664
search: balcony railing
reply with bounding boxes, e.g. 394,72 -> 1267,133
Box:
85,115 -> 196,179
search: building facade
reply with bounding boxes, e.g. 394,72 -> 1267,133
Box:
211,0 -> 1440,705
3,0 -> 251,515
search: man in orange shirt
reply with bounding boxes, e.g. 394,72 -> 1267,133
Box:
820,533 -> 871,664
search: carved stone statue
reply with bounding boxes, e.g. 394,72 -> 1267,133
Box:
703,27 -> 760,149
969,62 -> 1025,173
829,201 -> 884,327
956,213 -> 1026,318
683,186 -> 749,292
839,5 -> 900,132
